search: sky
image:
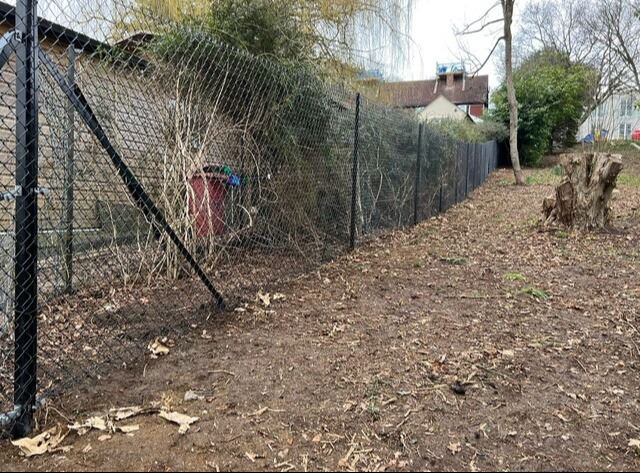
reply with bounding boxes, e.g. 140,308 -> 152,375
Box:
22,0 -> 522,92
403,0 -> 524,90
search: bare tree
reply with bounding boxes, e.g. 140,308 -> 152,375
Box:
517,0 -> 596,64
517,0 -> 632,124
456,1 -> 525,185
587,0 -> 640,95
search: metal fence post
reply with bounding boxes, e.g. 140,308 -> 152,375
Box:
484,144 -> 488,180
413,123 -> 423,225
476,144 -> 479,186
62,45 -> 75,294
474,143 -> 479,188
480,144 -> 485,183
465,143 -> 470,197
13,0 -> 39,438
469,144 -> 474,191
485,143 -> 491,177
349,93 -> 361,251
454,144 -> 459,204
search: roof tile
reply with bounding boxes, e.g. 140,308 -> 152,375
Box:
377,75 -> 489,108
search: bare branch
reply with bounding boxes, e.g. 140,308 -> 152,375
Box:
471,36 -> 505,75
457,17 -> 504,36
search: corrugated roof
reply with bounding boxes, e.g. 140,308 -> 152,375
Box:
376,75 -> 489,108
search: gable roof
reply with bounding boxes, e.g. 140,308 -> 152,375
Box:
419,95 -> 474,122
0,2 -> 150,69
376,75 -> 489,109
0,0 -> 106,53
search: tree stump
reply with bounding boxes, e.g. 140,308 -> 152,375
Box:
542,153 -> 623,229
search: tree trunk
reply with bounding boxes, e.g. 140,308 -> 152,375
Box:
502,0 -> 525,185
542,153 -> 623,229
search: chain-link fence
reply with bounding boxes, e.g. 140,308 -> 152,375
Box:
0,0 -> 499,437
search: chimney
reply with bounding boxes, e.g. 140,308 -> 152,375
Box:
446,73 -> 454,87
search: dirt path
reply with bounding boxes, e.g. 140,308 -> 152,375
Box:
3,166 -> 640,472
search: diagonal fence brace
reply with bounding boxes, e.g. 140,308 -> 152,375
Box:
0,30 -> 18,71
38,47 -> 225,310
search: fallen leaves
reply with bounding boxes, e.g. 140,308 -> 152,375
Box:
447,442 -> 462,455
256,291 -> 286,308
11,425 -> 69,457
257,291 -> 271,307
6,169 -> 640,471
68,416 -> 109,434
158,410 -> 200,434
110,406 -> 158,421
68,405 -> 160,437
184,390 -> 205,402
147,338 -> 172,358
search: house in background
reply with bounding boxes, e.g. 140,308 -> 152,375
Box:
417,95 -> 476,123
578,93 -> 640,141
372,63 -> 490,119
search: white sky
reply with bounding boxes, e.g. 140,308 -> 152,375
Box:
28,0 -> 523,92
402,0 -> 523,90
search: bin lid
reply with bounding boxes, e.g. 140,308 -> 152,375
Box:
190,164 -> 242,187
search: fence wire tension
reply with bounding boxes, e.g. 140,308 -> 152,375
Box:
0,0 -> 500,438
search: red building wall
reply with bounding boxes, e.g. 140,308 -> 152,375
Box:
469,104 -> 485,118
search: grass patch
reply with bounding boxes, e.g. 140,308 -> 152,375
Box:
367,401 -> 381,421
568,140 -> 640,154
441,256 -> 468,266
504,272 -> 526,282
617,172 -> 640,188
551,164 -> 564,176
526,169 -> 562,186
365,376 -> 386,399
520,286 -> 550,301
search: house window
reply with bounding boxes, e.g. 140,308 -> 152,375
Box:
620,96 -> 634,117
619,123 -> 632,140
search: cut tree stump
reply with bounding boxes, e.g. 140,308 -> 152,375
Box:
542,153 -> 623,229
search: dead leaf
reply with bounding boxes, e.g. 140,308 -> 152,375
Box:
116,424 -> 139,434
148,338 -> 170,358
109,405 -> 158,421
629,438 -> 640,451
448,442 -> 462,455
184,390 -> 205,402
11,426 -> 68,457
257,291 -> 271,307
159,410 -> 199,434
68,416 -> 111,436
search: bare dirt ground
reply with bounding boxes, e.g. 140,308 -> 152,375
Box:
2,159 -> 640,471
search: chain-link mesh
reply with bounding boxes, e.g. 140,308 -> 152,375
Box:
0,0 -> 500,436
